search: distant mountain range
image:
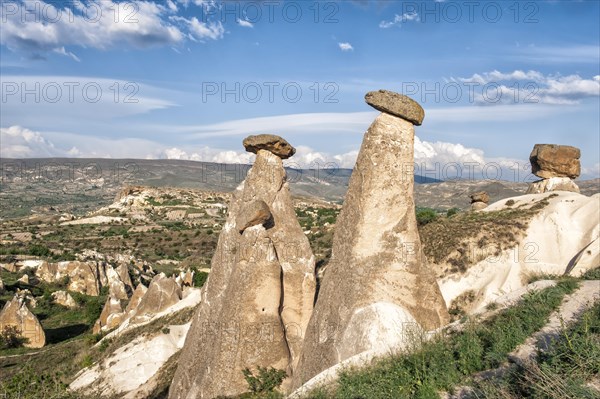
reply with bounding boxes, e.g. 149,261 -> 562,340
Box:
1,158 -> 597,219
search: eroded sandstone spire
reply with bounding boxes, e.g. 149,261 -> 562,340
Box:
292,90 -> 449,388
169,136 -> 316,398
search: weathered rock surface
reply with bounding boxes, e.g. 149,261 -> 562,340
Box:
293,94 -> 448,389
106,265 -> 129,300
243,134 -> 296,159
16,289 -> 37,308
116,264 -> 134,296
170,146 -> 316,398
526,177 -> 580,194
132,274 -> 181,324
530,144 -> 581,179
471,201 -> 488,211
470,191 -> 490,204
17,274 -> 29,284
438,192 -> 599,314
235,199 -> 272,233
0,294 -> 46,348
36,261 -> 103,296
52,290 -> 77,308
93,296 -> 124,334
176,270 -> 195,288
124,283 -> 148,316
364,89 -> 425,125
183,269 -> 194,287
70,323 -> 190,398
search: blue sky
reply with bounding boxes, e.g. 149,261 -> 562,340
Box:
1,0 -> 599,181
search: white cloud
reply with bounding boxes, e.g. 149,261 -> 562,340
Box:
454,70 -> 600,105
52,47 -> 81,62
179,112 -> 376,138
237,18 -> 254,28
160,147 -> 255,164
3,126 -> 598,180
338,42 -> 354,52
514,44 -> 600,64
379,11 -> 419,28
0,126 -> 60,158
171,16 -> 224,41
0,0 -> 225,58
166,0 -> 178,12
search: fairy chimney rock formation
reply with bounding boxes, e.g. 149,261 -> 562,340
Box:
293,91 -> 449,389
527,144 -> 581,194
470,191 -> 489,211
169,135 -> 316,399
0,294 -> 46,348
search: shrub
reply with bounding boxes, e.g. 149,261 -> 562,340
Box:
98,338 -> 113,353
28,244 -> 51,257
446,207 -> 460,218
0,325 -> 28,349
81,354 -> 94,368
243,367 -> 287,394
416,208 -> 438,226
191,268 -> 209,288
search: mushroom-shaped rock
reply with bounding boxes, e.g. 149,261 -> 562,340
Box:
236,199 -> 273,233
293,91 -> 448,389
530,144 -> 581,179
365,89 -> 425,125
0,295 -> 46,348
243,134 -> 296,159
170,143 -> 316,399
470,191 -> 490,204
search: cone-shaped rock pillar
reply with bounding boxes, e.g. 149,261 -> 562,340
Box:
293,90 -> 449,388
169,135 -> 316,399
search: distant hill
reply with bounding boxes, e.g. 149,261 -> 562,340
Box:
0,158 -> 597,219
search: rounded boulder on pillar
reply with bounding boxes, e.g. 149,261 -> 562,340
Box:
243,134 -> 296,159
365,89 -> 425,125
529,144 -> 581,179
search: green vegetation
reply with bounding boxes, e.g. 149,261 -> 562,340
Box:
307,281 -> 581,398
419,196 -> 556,274
191,267 -> 209,287
240,367 -> 287,398
581,266 -> 600,280
446,207 -> 460,218
416,207 -> 439,226
471,301 -> 600,398
0,325 -> 28,349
